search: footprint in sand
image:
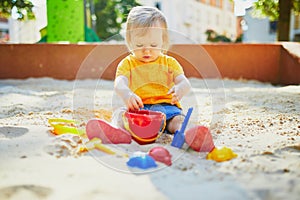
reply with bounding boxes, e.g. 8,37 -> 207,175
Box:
0,185 -> 52,200
275,144 -> 300,156
0,127 -> 28,139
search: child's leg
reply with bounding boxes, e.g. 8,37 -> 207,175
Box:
166,115 -> 184,134
142,104 -> 184,134
111,107 -> 127,128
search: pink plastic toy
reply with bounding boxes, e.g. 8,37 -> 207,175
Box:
148,146 -> 172,166
86,119 -> 132,144
185,125 -> 215,152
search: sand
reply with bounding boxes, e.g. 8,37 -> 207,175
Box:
0,77 -> 299,200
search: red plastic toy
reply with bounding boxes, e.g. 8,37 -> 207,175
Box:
185,125 -> 215,152
123,110 -> 166,144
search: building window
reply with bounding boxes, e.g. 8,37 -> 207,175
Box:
155,2 -> 161,10
209,0 -> 223,8
200,0 -> 210,4
207,11 -> 211,24
224,0 -> 234,12
216,0 -> 222,8
216,14 -> 220,26
295,15 -> 300,29
227,16 -> 232,28
269,21 -> 277,34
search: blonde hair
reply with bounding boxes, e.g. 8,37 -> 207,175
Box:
125,6 -> 169,52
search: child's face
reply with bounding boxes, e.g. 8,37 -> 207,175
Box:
130,27 -> 164,63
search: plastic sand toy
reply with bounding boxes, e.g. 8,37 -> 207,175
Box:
185,125 -> 237,162
126,152 -> 157,169
171,107 -> 193,148
207,146 -> 237,162
123,110 -> 166,144
48,118 -> 85,135
86,119 -> 132,144
185,125 -> 215,152
148,146 -> 172,166
81,138 -> 116,155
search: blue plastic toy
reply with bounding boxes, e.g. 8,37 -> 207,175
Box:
171,107 -> 193,148
126,152 -> 157,169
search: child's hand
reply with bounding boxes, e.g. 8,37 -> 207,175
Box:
125,93 -> 144,111
168,75 -> 191,105
168,85 -> 184,105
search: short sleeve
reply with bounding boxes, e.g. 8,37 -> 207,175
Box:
115,56 -> 131,79
168,56 -> 184,77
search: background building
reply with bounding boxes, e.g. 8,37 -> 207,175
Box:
292,14 -> 300,41
242,8 -> 277,43
3,0 -> 300,43
138,0 -> 238,43
0,18 -> 9,42
242,8 -> 300,43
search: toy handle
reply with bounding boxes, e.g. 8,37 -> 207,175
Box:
180,107 -> 193,133
171,107 -> 193,148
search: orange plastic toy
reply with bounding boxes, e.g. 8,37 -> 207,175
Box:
123,110 -> 166,144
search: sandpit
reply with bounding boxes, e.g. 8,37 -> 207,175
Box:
0,77 -> 299,200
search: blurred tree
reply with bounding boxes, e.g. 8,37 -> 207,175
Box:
0,0 -> 35,20
94,0 -> 140,40
205,29 -> 232,42
252,0 -> 300,41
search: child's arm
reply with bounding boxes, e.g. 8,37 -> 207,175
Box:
167,74 -> 191,105
114,75 -> 144,111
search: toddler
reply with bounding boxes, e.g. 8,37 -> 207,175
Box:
87,6 -> 191,144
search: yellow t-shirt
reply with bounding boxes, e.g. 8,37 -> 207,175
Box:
115,54 -> 184,107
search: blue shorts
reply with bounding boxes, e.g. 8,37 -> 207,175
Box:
142,103 -> 182,120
